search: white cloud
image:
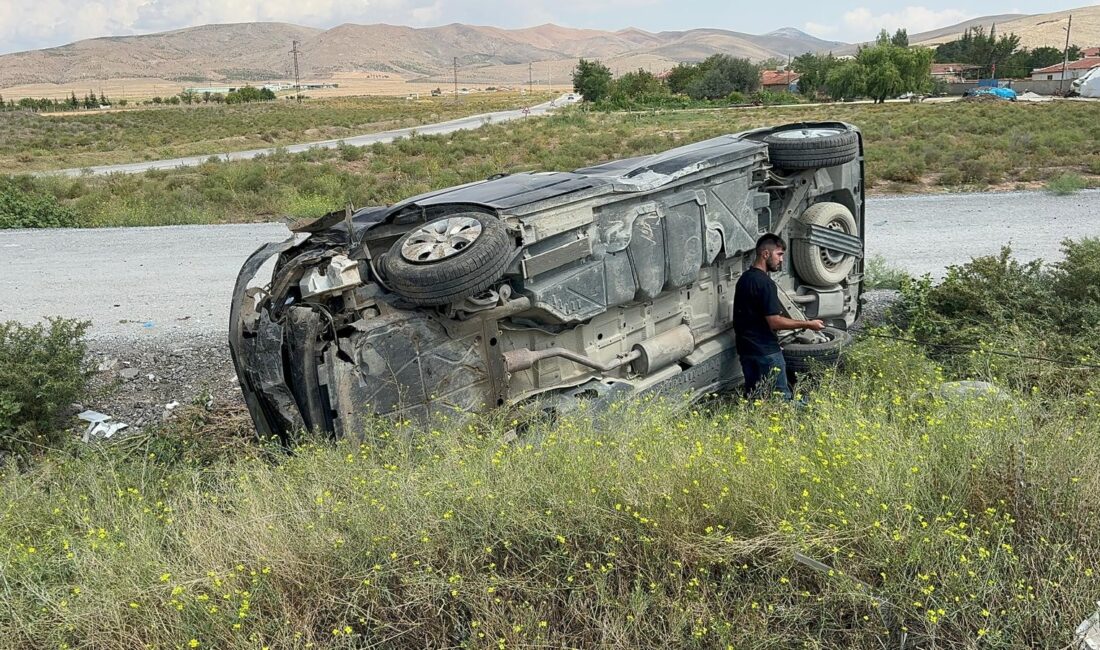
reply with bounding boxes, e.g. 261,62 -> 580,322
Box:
841,6 -> 977,41
803,21 -> 839,37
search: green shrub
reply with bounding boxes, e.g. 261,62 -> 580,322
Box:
897,243 -> 1100,392
0,318 -> 90,457
1045,173 -> 1086,195
0,178 -> 82,228
863,254 -> 910,289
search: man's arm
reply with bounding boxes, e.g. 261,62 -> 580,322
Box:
766,314 -> 826,331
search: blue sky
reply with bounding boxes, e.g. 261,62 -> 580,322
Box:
0,1 -> 1092,55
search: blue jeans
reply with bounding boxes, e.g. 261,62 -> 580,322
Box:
740,352 -> 793,401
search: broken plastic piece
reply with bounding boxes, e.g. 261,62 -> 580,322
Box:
299,255 -> 361,298
77,410 -> 129,443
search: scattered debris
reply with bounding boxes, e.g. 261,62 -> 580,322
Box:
77,410 -> 129,443
97,357 -> 120,372
119,367 -> 141,381
1078,606 -> 1100,650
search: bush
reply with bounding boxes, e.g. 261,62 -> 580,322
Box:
0,178 -> 82,228
1045,173 -> 1086,195
897,243 -> 1099,392
863,254 -> 910,289
0,318 -> 90,457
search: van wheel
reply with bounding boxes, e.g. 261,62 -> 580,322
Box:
382,212 -> 515,306
792,202 -> 858,286
764,128 -> 859,169
783,327 -> 851,373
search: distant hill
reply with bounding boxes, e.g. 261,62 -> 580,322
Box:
6,6 -> 1094,92
0,21 -> 844,89
910,6 -> 1100,50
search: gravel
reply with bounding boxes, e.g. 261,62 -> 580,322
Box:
83,334 -> 243,430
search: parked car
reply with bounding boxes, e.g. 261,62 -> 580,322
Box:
230,122 -> 866,440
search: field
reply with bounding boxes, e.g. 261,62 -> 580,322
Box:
4,99 -> 1099,229
2,333 -> 1099,648
0,92 -> 555,173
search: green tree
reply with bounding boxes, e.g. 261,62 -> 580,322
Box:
665,62 -> 704,95
69,91 -> 79,109
259,87 -> 276,100
179,90 -> 197,105
825,60 -> 867,100
792,52 -> 839,98
891,28 -> 909,48
609,68 -> 665,102
856,41 -> 933,102
685,54 -> 760,100
572,58 -> 613,103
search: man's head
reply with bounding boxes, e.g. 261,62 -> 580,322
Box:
754,233 -> 786,272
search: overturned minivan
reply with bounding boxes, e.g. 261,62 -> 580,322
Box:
230,122 -> 865,440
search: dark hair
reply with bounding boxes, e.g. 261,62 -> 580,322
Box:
755,233 -> 786,254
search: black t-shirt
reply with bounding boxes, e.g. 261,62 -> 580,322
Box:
733,267 -> 782,357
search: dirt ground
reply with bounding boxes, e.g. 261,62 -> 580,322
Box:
2,71 -> 574,103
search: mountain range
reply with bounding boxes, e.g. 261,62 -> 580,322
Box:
1,5 -> 1098,91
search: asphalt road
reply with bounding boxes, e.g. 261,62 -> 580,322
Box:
45,95 -> 572,177
2,189 -> 1098,341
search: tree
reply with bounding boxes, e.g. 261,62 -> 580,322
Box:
792,52 -> 839,98
609,68 -> 664,102
69,91 -> 79,109
851,41 -> 933,102
933,26 -> 1020,78
179,90 -> 197,105
259,87 -> 276,100
891,29 -> 909,48
825,61 -> 866,100
572,58 -> 613,103
665,62 -> 703,95
684,54 -> 759,99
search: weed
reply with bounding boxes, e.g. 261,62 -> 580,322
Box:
1045,173 -> 1087,195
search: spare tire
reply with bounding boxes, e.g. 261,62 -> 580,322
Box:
783,327 -> 851,373
791,202 -> 858,286
382,212 -> 515,306
764,127 -> 859,170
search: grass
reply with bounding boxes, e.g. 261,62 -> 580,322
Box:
4,100 -> 1100,228
1045,172 -> 1088,195
0,92 -> 555,172
2,339 -> 1099,648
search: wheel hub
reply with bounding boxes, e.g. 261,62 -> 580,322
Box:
819,221 -> 850,267
400,216 -> 483,263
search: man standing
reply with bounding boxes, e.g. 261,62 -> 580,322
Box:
733,234 -> 825,400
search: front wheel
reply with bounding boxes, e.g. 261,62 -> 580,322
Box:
382,212 -> 515,306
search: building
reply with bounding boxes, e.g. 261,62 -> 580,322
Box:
1031,57 -> 1100,81
1082,47 -> 1100,58
931,63 -> 979,83
760,69 -> 800,93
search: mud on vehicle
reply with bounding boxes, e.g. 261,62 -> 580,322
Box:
230,122 -> 865,440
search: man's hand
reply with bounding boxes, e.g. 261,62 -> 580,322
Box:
804,319 -> 826,331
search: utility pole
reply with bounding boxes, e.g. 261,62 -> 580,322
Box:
290,40 -> 302,103
786,53 -> 791,91
1060,14 -> 1073,93
453,56 -> 458,101
528,62 -> 533,94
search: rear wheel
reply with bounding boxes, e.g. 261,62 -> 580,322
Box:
764,128 -> 859,170
382,212 -> 515,306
